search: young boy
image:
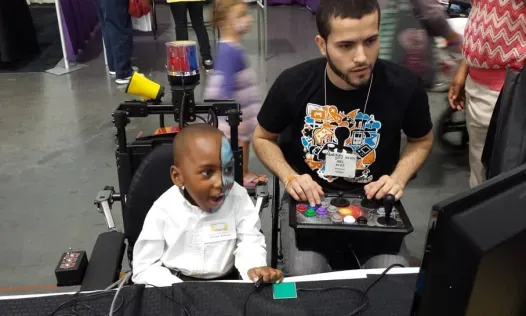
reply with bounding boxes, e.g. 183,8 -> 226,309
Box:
132,124 -> 282,286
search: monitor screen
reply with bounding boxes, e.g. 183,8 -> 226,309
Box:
411,164 -> 526,316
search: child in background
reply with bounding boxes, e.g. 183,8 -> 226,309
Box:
168,0 -> 214,71
204,0 -> 267,188
132,124 -> 283,286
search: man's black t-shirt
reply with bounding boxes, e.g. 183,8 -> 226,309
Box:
257,58 -> 432,192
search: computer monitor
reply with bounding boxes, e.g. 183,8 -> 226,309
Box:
411,164 -> 526,316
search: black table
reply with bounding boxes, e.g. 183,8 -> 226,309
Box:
0,273 -> 417,316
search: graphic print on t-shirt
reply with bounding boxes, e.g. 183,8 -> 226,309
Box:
300,103 -> 382,183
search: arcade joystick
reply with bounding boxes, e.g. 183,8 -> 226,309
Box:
330,191 -> 350,208
377,194 -> 397,226
361,197 -> 381,209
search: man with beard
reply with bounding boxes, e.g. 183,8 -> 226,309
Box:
253,0 -> 434,276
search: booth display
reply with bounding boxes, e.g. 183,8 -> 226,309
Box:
3,0 -> 98,74
304,0 -> 319,12
0,0 -> 40,64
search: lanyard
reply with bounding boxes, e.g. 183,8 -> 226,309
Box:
324,65 -> 374,114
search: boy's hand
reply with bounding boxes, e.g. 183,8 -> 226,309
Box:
248,267 -> 284,284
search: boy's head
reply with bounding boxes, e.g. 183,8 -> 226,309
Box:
170,124 -> 235,213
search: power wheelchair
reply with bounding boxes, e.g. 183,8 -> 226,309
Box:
79,100 -> 273,291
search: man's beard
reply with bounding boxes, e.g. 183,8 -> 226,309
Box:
326,48 -> 372,89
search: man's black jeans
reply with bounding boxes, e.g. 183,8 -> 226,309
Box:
169,2 -> 212,61
93,0 -> 133,79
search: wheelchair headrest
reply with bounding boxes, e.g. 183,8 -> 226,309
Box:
125,144 -> 174,251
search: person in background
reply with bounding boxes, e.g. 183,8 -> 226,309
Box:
412,0 -> 464,92
93,0 -> 138,85
132,124 -> 283,286
448,0 -> 525,187
204,0 -> 267,188
378,0 -> 463,92
168,0 -> 214,71
412,0 -> 463,46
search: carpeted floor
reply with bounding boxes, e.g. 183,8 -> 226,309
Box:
0,4 -> 62,73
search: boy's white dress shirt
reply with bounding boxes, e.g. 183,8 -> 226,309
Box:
132,183 -> 267,287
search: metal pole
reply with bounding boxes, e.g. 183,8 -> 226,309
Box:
103,39 -> 108,66
257,1 -> 261,54
264,0 -> 268,60
54,0 -> 70,70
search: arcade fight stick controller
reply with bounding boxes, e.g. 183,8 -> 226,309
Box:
331,191 -> 350,207
290,191 -> 413,254
376,194 -> 397,226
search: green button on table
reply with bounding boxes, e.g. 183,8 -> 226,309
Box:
273,282 -> 298,300
305,208 -> 316,217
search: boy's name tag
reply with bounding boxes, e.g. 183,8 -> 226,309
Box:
324,151 -> 357,178
204,218 -> 236,243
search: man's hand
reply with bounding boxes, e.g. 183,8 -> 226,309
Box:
364,175 -> 404,200
448,61 -> 469,110
248,267 -> 284,284
285,174 -> 324,206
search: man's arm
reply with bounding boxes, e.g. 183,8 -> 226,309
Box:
252,125 -> 324,205
391,131 -> 434,187
252,125 -> 297,184
365,82 -> 433,200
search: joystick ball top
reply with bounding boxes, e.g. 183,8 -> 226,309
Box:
384,194 -> 395,204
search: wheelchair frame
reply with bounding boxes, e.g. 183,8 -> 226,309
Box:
81,100 -> 272,291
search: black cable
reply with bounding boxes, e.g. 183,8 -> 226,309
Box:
47,288 -> 126,316
74,303 -> 98,316
243,264 -> 404,316
242,287 -> 258,316
179,92 -> 186,128
195,115 -> 207,123
208,108 -> 218,127
347,263 -> 405,316
148,284 -> 192,316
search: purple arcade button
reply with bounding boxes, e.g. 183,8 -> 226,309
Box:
316,207 -> 328,217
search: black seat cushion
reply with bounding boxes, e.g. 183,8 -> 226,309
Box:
125,144 -> 174,256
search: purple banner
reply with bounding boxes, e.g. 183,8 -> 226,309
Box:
58,0 -> 99,62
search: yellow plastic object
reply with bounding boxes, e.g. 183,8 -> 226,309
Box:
125,72 -> 164,102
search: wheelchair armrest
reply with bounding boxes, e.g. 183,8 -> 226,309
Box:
94,186 -> 121,231
80,231 -> 126,291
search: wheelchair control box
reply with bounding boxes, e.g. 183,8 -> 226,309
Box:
55,249 -> 88,287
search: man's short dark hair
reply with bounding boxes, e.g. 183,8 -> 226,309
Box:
316,0 -> 381,40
